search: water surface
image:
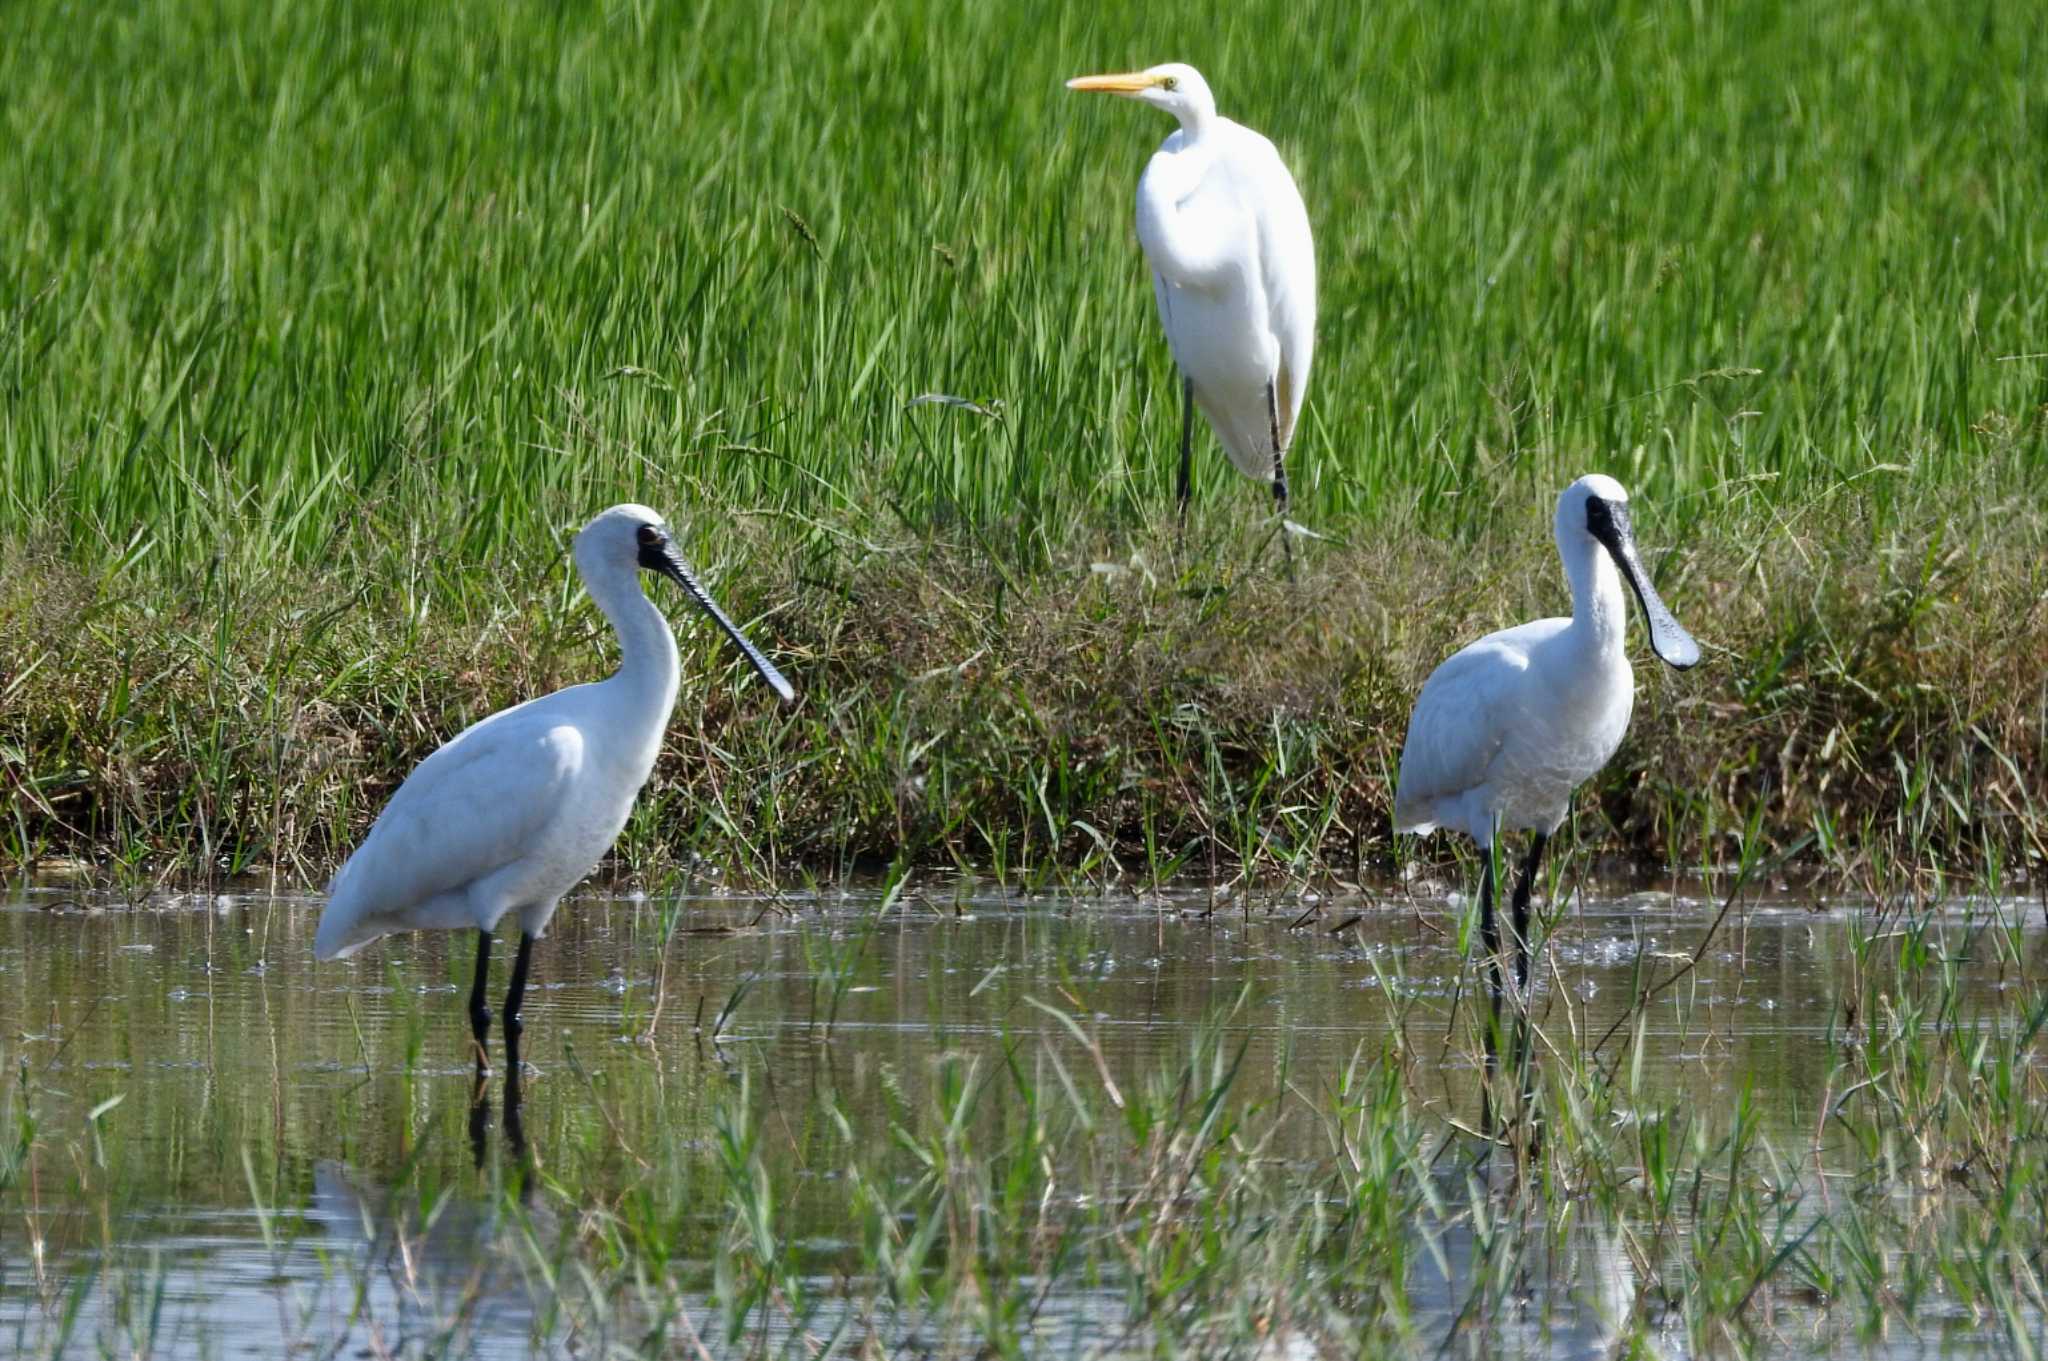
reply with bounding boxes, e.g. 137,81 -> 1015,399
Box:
1,880 -> 2039,1357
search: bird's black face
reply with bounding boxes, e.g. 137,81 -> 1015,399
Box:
1584,496 -> 1702,670
636,522 -> 682,578
633,522 -> 798,704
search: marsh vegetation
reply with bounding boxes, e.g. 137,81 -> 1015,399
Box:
3,0 -> 2046,1355
2,0 -> 2043,881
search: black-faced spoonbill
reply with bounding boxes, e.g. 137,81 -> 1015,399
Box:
314,504 -> 794,1072
1066,63 -> 1315,564
1395,474 -> 1699,1099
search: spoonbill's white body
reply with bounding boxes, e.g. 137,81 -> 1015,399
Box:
1396,475 -> 1700,1098
314,504 -> 793,1069
1067,63 -> 1315,540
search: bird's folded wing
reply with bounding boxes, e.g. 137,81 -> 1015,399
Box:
325,703 -> 586,919
1247,135 -> 1315,445
1393,638 -> 1528,827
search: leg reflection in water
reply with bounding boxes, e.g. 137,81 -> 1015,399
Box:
503,1062 -> 529,1166
469,1065 -> 533,1175
309,1139 -> 559,1351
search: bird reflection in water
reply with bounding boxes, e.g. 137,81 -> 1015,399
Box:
468,1057 -> 533,1176
309,1147 -> 558,1355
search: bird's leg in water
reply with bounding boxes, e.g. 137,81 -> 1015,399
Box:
1508,833 -> 1549,1111
1177,374 -> 1195,543
1509,834 -> 1548,1000
1476,847 -> 1504,1134
502,931 -> 536,1073
468,929 -> 494,1073
1267,379 -> 1294,579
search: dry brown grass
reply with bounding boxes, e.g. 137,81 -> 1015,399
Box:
4,491 -> 2043,887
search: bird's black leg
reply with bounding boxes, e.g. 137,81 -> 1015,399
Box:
1177,374 -> 1195,543
1476,846 -> 1504,1134
1509,833 -> 1548,1000
1508,832 -> 1549,1100
501,931 -> 536,1073
1267,379 -> 1294,580
468,929 -> 494,1073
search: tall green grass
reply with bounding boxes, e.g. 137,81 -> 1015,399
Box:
4,0 -> 2042,558
2,0 -> 2044,877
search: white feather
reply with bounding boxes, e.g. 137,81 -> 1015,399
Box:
1395,475 -> 1697,849
314,505 -> 683,962
1078,62 -> 1316,485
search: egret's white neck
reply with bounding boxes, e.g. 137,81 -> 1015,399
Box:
1170,98 -> 1217,141
1562,536 -> 1629,655
1136,119 -> 1238,290
582,563 -> 681,715
1141,132 -> 1210,216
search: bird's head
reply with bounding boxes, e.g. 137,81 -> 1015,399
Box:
575,504 -> 796,702
1556,475 -> 1701,670
1066,63 -> 1215,125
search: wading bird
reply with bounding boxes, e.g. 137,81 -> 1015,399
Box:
314,504 -> 794,1073
1066,62 -> 1315,562
1394,475 -> 1699,1100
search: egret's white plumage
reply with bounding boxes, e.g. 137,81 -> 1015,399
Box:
314,504 -> 793,1063
1068,63 -> 1315,508
1395,475 -> 1699,1107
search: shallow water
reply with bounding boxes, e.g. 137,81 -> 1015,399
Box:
0,880 -> 2041,1357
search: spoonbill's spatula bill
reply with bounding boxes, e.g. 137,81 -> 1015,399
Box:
1394,474 -> 1699,1110
313,504 -> 794,1073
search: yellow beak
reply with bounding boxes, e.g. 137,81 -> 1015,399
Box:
1065,72 -> 1159,95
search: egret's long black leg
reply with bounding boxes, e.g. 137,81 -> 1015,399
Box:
1476,848 -> 1503,1133
1177,374 -> 1195,541
1508,833 -> 1549,1102
1267,379 -> 1294,579
502,931 -> 537,1072
468,929 -> 494,1068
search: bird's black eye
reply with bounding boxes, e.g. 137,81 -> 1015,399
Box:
1161,76 -> 1178,91
635,524 -> 673,572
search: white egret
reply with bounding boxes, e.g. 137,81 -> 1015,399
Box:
1066,62 -> 1315,561
1395,475 -> 1699,1090
314,504 -> 794,1072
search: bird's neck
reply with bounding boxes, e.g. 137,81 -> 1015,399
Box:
1172,103 -> 1218,142
1135,130 -> 1237,290
1565,541 -> 1629,655
1139,138 -> 1205,210
589,573 -> 682,718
